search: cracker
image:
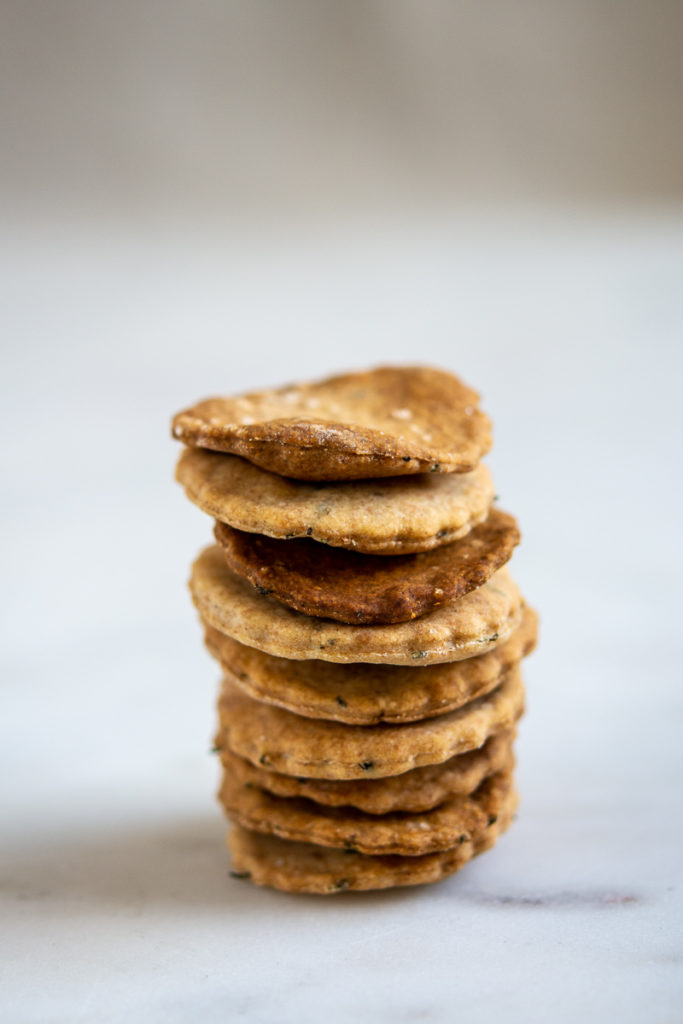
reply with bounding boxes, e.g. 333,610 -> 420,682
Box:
171,366 -> 492,480
219,764 -> 513,856
175,448 -> 494,554
216,668 -> 524,780
217,730 -> 514,814
226,774 -> 518,893
214,507 -> 520,625
204,606 -> 537,723
191,546 -> 522,664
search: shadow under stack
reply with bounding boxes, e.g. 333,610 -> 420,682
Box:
172,366 -> 537,894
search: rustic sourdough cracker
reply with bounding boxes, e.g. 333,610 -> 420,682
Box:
191,546 -> 522,664
217,730 -> 514,814
214,508 -> 520,625
227,774 -> 517,893
176,448 -> 494,554
219,767 -> 513,856
203,606 -> 537,723
172,366 -> 492,480
216,669 -> 524,780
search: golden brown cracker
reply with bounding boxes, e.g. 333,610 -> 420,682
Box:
217,668 -> 524,780
217,730 -> 514,814
176,448 -> 494,554
172,366 -> 492,480
191,545 -> 522,665
219,767 -> 514,857
204,606 -> 537,723
214,507 -> 520,624
226,774 -> 517,893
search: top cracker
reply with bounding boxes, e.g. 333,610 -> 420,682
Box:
171,366 -> 492,480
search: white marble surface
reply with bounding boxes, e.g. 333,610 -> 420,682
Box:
2,213 -> 682,1023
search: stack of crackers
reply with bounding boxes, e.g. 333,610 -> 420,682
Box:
172,366 -> 537,894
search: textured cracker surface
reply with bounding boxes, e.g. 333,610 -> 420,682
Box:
216,668 -> 524,779
191,546 -> 522,664
176,448 -> 494,554
204,606 -> 537,723
172,366 -> 492,480
227,774 -> 517,893
217,730 -> 514,814
219,766 -> 513,856
214,508 -> 520,624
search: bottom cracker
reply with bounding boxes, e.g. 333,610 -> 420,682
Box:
227,774 -> 517,894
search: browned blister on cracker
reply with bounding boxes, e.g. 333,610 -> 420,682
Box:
226,772 -> 517,893
216,668 -> 524,780
176,448 -> 495,554
204,606 -> 537,723
172,366 -> 491,480
218,730 -> 515,815
190,545 -> 522,665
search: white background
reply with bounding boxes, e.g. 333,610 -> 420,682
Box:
2,212 -> 682,1023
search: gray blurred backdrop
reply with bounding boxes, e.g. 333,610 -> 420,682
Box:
2,0 -> 683,223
